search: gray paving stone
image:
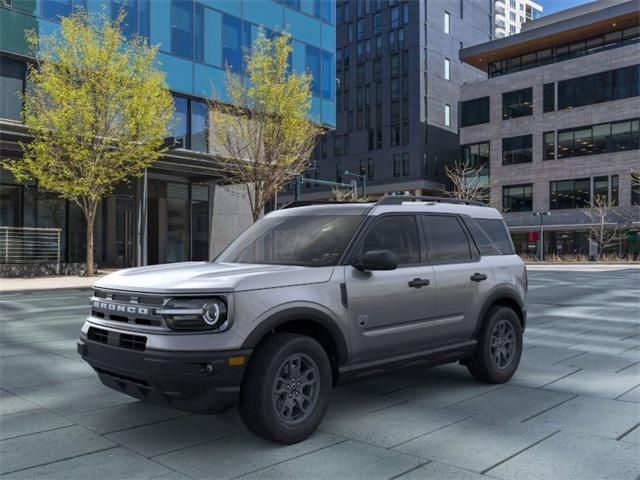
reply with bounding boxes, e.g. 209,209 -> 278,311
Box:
0,426 -> 115,475
525,396 -> 640,439
619,426 -> 640,445
321,386 -> 404,426
487,430 -> 640,480
617,385 -> 640,403
0,353 -> 93,389
0,408 -> 73,440
106,414 -> 245,457
3,447 -> 169,479
385,376 -> 504,408
508,362 -> 580,389
447,385 -> 574,421
542,368 -> 640,399
395,461 -> 489,480
394,418 -> 556,472
239,440 -> 422,480
12,377 -> 137,415
519,345 -> 587,366
321,401 -> 470,448
70,401 -> 189,434
0,390 -> 39,415
155,431 -> 343,479
556,352 -> 639,373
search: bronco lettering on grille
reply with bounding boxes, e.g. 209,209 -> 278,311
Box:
91,300 -> 149,315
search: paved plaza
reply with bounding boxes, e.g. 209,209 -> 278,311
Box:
0,266 -> 639,479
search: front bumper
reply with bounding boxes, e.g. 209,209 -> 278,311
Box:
78,336 -> 252,414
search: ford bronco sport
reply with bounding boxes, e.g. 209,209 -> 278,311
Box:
78,196 -> 526,444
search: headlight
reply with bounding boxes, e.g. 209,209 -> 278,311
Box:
158,297 -> 228,331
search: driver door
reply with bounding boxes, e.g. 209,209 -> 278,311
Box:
345,214 -> 437,363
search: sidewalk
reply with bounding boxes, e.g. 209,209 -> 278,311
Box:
0,271 -> 111,293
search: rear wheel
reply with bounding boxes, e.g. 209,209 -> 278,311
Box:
239,333 -> 332,444
467,306 -> 522,383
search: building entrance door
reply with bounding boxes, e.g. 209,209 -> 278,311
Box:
115,195 -> 134,267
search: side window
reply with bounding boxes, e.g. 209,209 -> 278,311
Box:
464,218 -> 501,256
476,219 -> 514,255
360,215 -> 420,265
422,215 -> 472,263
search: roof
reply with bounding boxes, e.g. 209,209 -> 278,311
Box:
460,0 -> 639,72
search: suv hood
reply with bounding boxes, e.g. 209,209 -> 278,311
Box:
93,262 -> 334,294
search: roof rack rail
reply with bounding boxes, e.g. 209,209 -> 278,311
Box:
376,195 -> 485,207
281,200 -> 372,209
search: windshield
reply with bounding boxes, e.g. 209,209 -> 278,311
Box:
216,215 -> 364,267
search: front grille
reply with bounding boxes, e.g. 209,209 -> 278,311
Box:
88,326 -> 147,351
90,289 -> 166,329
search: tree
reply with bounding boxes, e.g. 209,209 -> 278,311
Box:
3,11 -> 173,275
208,32 -> 320,222
444,160 -> 492,205
580,194 -> 627,259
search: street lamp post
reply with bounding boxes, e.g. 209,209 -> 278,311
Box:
343,171 -> 367,196
532,211 -> 551,261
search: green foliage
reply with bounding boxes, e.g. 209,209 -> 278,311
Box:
3,10 -> 173,274
209,31 -> 321,221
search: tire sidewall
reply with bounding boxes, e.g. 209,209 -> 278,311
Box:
479,307 -> 523,383
258,336 -> 332,443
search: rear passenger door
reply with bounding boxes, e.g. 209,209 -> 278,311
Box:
421,215 -> 492,342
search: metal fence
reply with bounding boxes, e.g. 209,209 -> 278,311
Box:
0,227 -> 62,271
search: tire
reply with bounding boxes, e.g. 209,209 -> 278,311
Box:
238,333 -> 332,444
467,306 -> 522,384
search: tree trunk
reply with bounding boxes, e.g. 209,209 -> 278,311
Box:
86,215 -> 95,276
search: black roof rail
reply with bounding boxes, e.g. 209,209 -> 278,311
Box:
281,200 -> 372,209
376,195 -> 485,207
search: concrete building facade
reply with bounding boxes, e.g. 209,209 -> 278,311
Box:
459,0 -> 640,258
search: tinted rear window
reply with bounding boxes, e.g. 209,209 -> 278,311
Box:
476,219 -> 515,255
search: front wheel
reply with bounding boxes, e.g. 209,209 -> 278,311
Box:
467,306 -> 522,383
239,333 -> 332,444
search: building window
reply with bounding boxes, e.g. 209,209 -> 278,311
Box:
393,154 -> 401,176
390,54 -> 399,76
368,129 -> 374,150
543,83 -> 555,112
390,5 -> 400,28
170,95 -> 207,152
550,178 -> 591,209
402,153 -> 409,176
374,12 -> 382,34
343,133 -> 350,155
402,122 -> 409,145
41,0 -> 86,21
557,118 -> 640,159
502,87 -> 533,119
376,128 -> 383,149
444,58 -> 451,80
502,184 -> 533,212
171,0 -> 194,60
222,13 -> 242,71
444,11 -> 450,34
462,142 -> 490,177
336,161 -> 343,183
402,2 -> 409,24
368,158 -> 375,178
190,99 -> 208,152
334,135 -> 342,156
112,0 -> 150,39
558,64 -> 640,110
321,50 -> 334,100
444,104 -> 451,127
632,172 -> 640,206
594,175 -> 608,201
0,56 -> 25,121
391,125 -> 400,146
502,134 -> 532,165
543,131 -> 555,160
171,95 -> 189,148
305,45 -> 321,97
460,96 -> 489,127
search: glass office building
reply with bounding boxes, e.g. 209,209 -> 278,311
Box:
0,0 -> 335,268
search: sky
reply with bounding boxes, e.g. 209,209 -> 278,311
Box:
540,0 -> 594,15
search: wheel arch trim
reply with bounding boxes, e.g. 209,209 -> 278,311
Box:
475,285 -> 526,336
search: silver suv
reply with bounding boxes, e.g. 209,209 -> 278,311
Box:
78,196 -> 527,444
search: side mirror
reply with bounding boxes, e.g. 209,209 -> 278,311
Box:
353,249 -> 398,271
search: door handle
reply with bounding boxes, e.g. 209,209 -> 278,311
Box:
408,278 -> 430,288
470,273 -> 487,282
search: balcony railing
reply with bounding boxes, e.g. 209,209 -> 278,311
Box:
0,227 -> 62,272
